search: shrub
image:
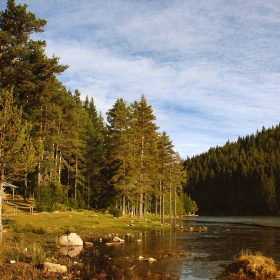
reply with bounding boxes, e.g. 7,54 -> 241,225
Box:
108,206 -> 122,217
2,218 -> 15,226
29,243 -> 46,265
35,182 -> 68,212
181,193 -> 198,215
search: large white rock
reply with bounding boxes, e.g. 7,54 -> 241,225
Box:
58,235 -> 69,247
68,233 -> 83,246
58,233 -> 83,247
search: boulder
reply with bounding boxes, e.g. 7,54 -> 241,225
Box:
43,262 -> 67,273
113,236 -> 124,243
84,241 -> 93,247
58,235 -> 69,247
68,233 -> 83,246
58,233 -> 83,247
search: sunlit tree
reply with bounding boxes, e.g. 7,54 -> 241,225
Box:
0,89 -> 36,240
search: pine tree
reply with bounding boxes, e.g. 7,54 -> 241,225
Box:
84,97 -> 107,208
0,0 -> 68,198
157,131 -> 175,223
170,152 -> 187,221
69,89 -> 88,203
0,89 -> 36,240
130,95 -> 159,219
0,0 -> 67,98
106,98 -> 136,214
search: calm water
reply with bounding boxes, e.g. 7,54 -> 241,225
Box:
80,216 -> 280,279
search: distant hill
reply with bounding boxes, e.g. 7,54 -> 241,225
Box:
184,124 -> 280,215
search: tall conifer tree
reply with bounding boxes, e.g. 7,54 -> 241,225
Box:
131,95 -> 159,219
84,97 -> 107,207
0,89 -> 36,240
157,131 -> 175,223
0,0 -> 68,197
106,98 -> 136,214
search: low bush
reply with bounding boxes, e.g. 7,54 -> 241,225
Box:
108,206 -> 122,217
29,243 -> 46,265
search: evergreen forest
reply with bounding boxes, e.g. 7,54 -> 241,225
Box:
184,125 -> 280,215
0,0 -> 196,222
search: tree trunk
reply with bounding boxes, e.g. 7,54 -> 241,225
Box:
24,173 -> 28,200
174,188 -> 177,227
155,194 -> 158,216
169,181 -> 173,226
139,192 -> 143,219
144,192 -> 147,220
38,161 -> 42,185
122,193 -> 125,215
0,181 -> 3,241
161,184 -> 165,224
58,153 -> 62,183
159,181 -> 162,221
74,158 -> 78,199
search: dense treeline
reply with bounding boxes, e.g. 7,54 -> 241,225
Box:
0,1 -> 196,221
184,125 -> 280,215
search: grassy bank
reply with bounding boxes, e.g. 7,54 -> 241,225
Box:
2,200 -> 171,247
0,201 -> 175,279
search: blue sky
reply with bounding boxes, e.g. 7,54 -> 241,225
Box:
1,0 -> 280,158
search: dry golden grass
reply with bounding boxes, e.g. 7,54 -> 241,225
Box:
223,249 -> 279,279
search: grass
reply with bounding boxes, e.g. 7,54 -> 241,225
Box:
29,243 -> 46,265
223,249 -> 279,279
1,200 -> 171,253
0,234 -> 46,265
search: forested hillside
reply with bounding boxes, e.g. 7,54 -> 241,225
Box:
0,0 -> 195,221
184,125 -> 280,215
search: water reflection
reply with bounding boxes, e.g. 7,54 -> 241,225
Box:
80,216 -> 280,279
59,246 -> 83,258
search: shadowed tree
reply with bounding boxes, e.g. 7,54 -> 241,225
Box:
84,97 -> 107,208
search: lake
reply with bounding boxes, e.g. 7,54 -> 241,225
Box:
80,216 -> 280,279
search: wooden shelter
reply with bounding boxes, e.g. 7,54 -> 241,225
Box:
2,182 -> 18,201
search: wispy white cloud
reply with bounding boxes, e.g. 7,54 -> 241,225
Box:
1,0 -> 280,158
